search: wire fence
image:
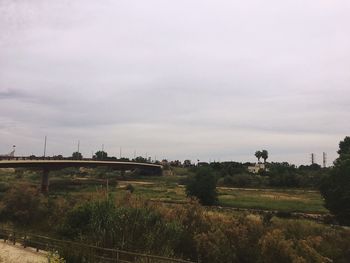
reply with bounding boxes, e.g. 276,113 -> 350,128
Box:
0,228 -> 195,263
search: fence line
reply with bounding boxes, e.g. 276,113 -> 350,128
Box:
0,228 -> 194,263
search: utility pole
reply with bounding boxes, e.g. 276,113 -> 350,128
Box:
311,153 -> 315,165
43,136 -> 47,157
323,152 -> 327,168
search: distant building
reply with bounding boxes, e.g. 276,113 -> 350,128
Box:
247,163 -> 268,174
161,159 -> 169,166
197,162 -> 209,167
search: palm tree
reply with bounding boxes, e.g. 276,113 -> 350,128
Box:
255,151 -> 262,163
261,150 -> 268,163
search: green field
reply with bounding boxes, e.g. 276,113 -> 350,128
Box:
217,188 -> 327,213
0,169 -> 328,214
112,176 -> 327,213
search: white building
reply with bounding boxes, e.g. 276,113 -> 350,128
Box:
247,163 -> 267,174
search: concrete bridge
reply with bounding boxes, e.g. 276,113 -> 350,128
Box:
0,158 -> 162,193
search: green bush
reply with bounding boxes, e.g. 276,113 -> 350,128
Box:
185,167 -> 218,205
125,184 -> 135,193
320,160 -> 350,225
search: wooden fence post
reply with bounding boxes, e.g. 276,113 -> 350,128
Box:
115,250 -> 119,263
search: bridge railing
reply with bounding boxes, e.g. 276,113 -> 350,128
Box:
0,227 -> 194,263
0,156 -> 93,161
0,156 -> 157,165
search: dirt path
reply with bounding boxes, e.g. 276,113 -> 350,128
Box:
0,241 -> 47,263
117,180 -> 154,186
217,186 -> 319,193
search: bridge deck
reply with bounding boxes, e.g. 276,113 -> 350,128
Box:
0,160 -> 162,170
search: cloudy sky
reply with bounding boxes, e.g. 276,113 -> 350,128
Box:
0,0 -> 349,165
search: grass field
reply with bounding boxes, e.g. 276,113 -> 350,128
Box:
114,177 -> 327,213
217,188 -> 327,213
0,169 -> 328,214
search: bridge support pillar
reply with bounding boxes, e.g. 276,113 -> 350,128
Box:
41,168 -> 49,194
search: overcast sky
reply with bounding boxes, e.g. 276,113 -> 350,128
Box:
0,0 -> 349,165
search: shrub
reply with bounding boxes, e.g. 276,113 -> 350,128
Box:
185,167 -> 218,205
125,184 -> 135,193
48,251 -> 66,263
259,229 -> 303,263
0,184 -> 48,226
231,173 -> 251,187
0,182 -> 10,193
59,198 -> 183,257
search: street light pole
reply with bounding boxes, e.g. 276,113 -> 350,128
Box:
43,136 -> 47,157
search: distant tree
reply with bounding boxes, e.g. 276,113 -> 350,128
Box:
337,136 -> 350,156
183,160 -> 192,167
134,156 -> 147,163
94,151 -> 108,160
255,151 -> 262,163
299,163 -> 322,171
261,150 -> 269,163
72,152 -> 82,160
185,167 -> 218,205
170,160 -> 181,167
320,137 -> 350,225
335,136 -> 350,165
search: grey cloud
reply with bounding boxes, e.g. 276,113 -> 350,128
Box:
0,0 -> 349,164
